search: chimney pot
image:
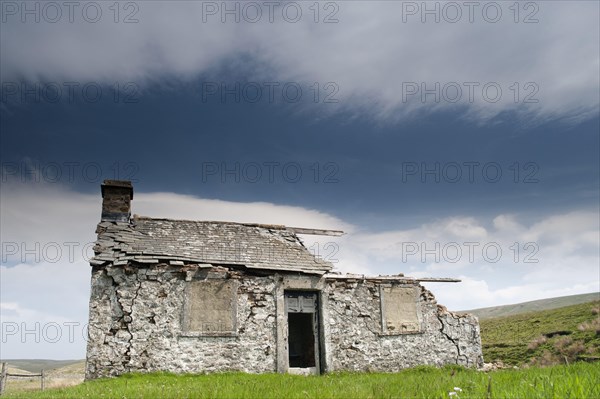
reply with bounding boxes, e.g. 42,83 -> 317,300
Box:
101,180 -> 133,222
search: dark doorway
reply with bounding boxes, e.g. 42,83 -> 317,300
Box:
288,313 -> 316,367
285,291 -> 321,372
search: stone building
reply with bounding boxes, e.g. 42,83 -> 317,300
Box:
85,180 -> 483,379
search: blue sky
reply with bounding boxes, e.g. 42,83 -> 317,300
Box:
1,1 -> 599,359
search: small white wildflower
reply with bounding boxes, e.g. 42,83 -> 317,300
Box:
449,392 -> 457,396
454,387 -> 463,392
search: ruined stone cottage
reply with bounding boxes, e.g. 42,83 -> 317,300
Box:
85,180 -> 483,379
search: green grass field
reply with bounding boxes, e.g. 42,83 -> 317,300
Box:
480,300 -> 600,365
2,363 -> 599,399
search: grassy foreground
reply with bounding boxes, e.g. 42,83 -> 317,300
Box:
4,362 -> 599,399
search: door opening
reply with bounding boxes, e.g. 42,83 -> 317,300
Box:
288,313 -> 316,367
285,291 -> 321,373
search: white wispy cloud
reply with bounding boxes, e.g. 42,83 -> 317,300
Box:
1,1 -> 598,122
337,212 -> 599,309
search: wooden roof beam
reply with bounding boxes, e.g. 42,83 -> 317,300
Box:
287,227 -> 345,236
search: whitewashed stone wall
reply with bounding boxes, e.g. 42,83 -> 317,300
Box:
85,264 -> 482,379
85,264 -> 278,379
323,280 -> 483,372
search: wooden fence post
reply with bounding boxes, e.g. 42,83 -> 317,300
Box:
0,362 -> 7,395
40,369 -> 45,391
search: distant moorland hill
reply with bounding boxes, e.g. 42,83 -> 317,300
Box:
463,292 -> 599,320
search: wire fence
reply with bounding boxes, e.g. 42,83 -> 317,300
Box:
0,362 -> 45,395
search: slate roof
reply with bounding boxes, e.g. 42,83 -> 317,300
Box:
91,216 -> 333,275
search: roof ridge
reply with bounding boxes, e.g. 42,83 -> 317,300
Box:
133,215 -> 288,229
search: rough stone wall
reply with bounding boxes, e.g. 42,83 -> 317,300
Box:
85,263 -> 278,379
323,280 -> 483,371
86,264 -> 482,379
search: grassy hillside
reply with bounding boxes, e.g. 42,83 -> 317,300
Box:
480,300 -> 600,366
0,361 -> 85,394
0,359 -> 83,373
3,363 -> 599,399
465,292 -> 600,320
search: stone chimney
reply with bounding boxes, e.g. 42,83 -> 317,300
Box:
101,180 -> 133,222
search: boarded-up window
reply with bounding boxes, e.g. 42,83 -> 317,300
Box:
380,285 -> 421,334
182,280 -> 237,336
